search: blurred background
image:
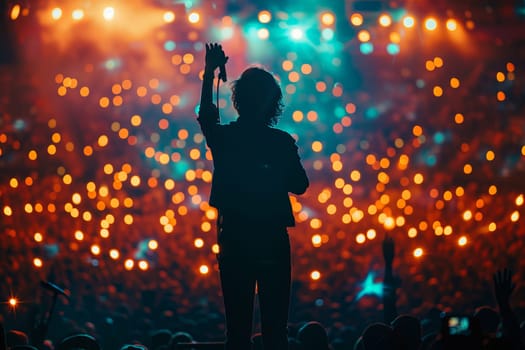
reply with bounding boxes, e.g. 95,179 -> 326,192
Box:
1,0 -> 525,343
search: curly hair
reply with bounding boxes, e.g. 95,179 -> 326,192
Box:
231,66 -> 284,126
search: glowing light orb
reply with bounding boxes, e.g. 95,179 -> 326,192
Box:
74,230 -> 84,241
350,13 -> 363,26
446,19 -> 458,31
51,8 -> 62,20
10,4 -> 21,20
320,12 -> 335,26
413,248 -> 424,258
378,14 -> 392,27
321,28 -> 334,40
220,26 -> 234,40
358,29 -> 370,42
290,28 -> 304,41
9,298 -> 17,307
386,43 -> 400,55
425,18 -> 438,31
257,28 -> 269,40
403,16 -> 415,28
258,10 -> 272,23
109,249 -> 119,259
124,259 -> 134,270
34,232 -> 43,242
103,7 -> 115,21
72,9 -> 84,21
148,240 -> 158,250
90,245 -> 101,255
516,194 -> 524,206
163,11 -> 175,23
188,12 -> 200,24
199,265 -> 209,274
138,260 -> 149,270
310,270 -> 321,280
33,258 -> 43,268
194,238 -> 204,248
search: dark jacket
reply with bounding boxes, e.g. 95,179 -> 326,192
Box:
198,106 -> 309,227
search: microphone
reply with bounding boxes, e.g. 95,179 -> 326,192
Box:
219,63 -> 227,82
40,280 -> 70,299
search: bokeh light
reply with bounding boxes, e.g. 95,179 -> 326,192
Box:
424,17 -> 438,31
350,13 -> 364,26
402,15 -> 415,28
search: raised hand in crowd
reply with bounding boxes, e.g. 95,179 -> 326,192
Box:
493,268 -> 522,350
382,235 -> 399,324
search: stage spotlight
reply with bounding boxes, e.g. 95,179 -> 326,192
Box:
290,27 -> 304,41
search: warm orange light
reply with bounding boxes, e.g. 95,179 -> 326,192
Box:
258,10 -> 272,23
350,13 -> 363,26
402,16 -> 415,28
357,30 -> 371,42
424,17 -> 438,31
446,19 -> 458,31
188,12 -> 200,24
378,14 -> 392,27
199,265 -> 209,274
320,12 -> 335,26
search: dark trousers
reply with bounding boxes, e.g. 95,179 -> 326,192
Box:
218,223 -> 291,350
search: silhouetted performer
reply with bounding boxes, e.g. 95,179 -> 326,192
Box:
198,43 -> 309,350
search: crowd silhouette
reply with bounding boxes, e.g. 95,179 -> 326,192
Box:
1,236 -> 524,349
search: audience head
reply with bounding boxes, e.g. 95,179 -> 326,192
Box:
120,345 -> 148,350
250,332 -> 263,350
361,322 -> 398,350
391,314 -> 421,350
169,331 -> 193,350
473,306 -> 500,336
149,329 -> 171,350
56,334 -> 100,350
6,330 -> 29,348
297,321 -> 330,350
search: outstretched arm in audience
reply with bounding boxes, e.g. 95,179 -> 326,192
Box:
493,268 -> 522,350
382,235 -> 398,324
